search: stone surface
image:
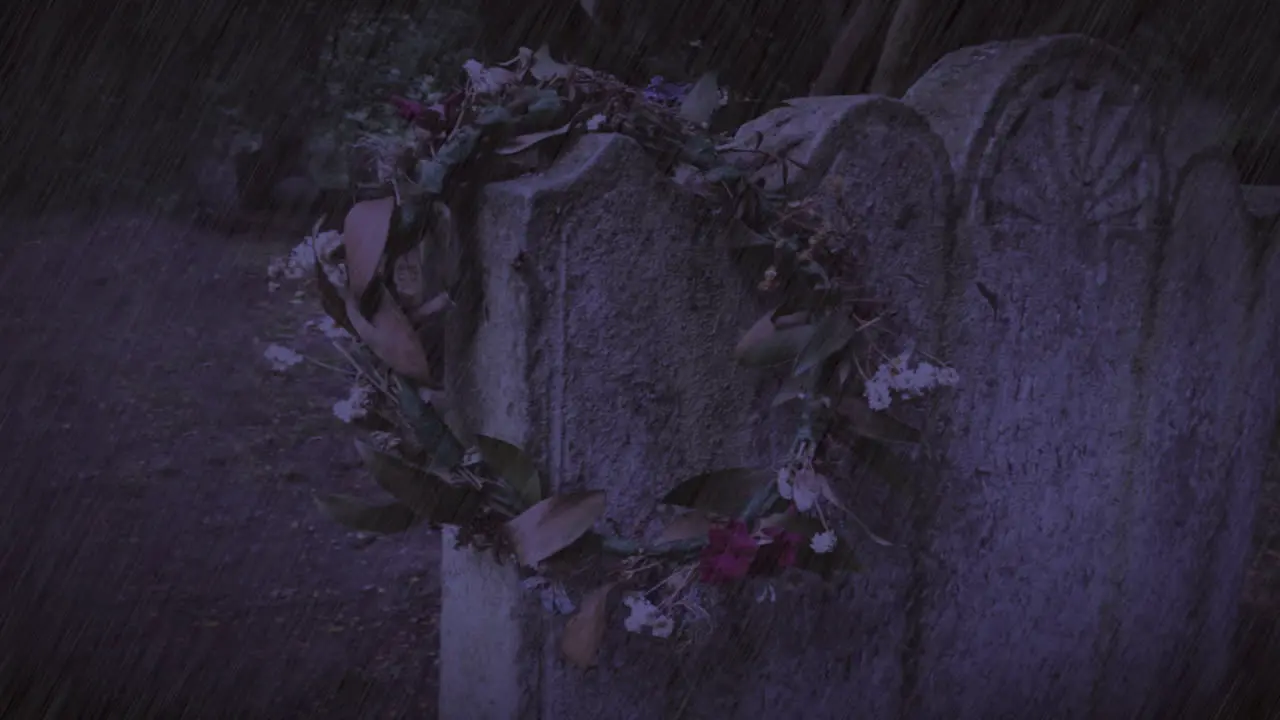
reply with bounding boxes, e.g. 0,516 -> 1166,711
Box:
440,133 -> 765,720
438,35 -> 1280,720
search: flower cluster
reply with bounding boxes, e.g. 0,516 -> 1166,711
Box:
864,350 -> 960,411
698,521 -> 803,584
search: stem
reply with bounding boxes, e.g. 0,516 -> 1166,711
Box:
599,535 -> 706,560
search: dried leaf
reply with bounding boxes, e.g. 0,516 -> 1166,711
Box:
531,45 -> 573,82
679,71 -> 720,126
734,311 -> 815,367
837,395 -> 922,444
794,313 -> 858,376
342,197 -> 395,295
409,292 -> 454,325
346,287 -> 433,384
656,511 -> 713,544
313,493 -> 418,534
475,434 -> 543,510
561,582 -> 615,668
660,468 -> 773,517
506,491 -> 608,567
495,124 -> 571,156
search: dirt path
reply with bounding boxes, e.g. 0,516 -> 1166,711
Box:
0,213 -> 441,718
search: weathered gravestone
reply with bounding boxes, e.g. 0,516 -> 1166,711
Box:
439,34 -> 1280,720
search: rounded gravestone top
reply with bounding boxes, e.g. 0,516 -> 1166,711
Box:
904,35 -> 1169,229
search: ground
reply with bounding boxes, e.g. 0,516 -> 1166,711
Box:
0,212 -> 441,719
1,210 -> 1279,719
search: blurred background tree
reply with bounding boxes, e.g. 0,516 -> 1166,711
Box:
2,0 -> 1279,216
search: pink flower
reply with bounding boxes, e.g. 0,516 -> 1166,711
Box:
698,521 -> 758,584
389,96 -> 424,121
751,526 -> 802,575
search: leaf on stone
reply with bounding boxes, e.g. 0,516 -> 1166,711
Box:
475,105 -> 515,127
313,493 -> 418,534
415,159 -> 448,194
475,434 -> 543,510
771,372 -> 812,408
438,126 -> 481,166
837,395 -> 922,444
345,287 -> 433,384
726,219 -> 774,249
560,582 -> 615,669
679,71 -> 720,126
660,468 -> 773,517
505,491 -> 607,567
353,439 -> 459,516
704,164 -> 742,184
342,197 -> 395,295
794,312 -> 858,376
656,510 -> 713,544
758,508 -> 823,536
734,310 -> 815,367
495,124 -> 572,156
526,89 -> 564,122
394,378 -> 466,471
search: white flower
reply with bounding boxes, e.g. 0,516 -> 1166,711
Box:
522,576 -> 576,615
267,231 -> 344,287
622,592 -> 658,633
305,315 -> 351,340
332,384 -> 371,423
810,530 -> 837,555
864,351 -> 960,411
621,592 -> 674,638
790,468 -> 820,512
263,344 -> 304,372
776,467 -> 794,500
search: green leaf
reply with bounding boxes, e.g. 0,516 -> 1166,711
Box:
415,160 -> 447,194
313,493 -> 418,534
475,105 -> 515,126
527,89 -> 563,121
660,468 -> 774,517
438,126 -> 480,166
771,372 -> 813,408
704,164 -> 741,184
505,490 -> 607,567
837,395 -> 922,444
656,510 -> 713,544
475,434 -> 543,510
734,310 -> 815,367
394,377 -> 466,470
353,439 -> 475,520
794,313 -> 859,376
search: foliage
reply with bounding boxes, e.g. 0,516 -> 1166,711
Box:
273,46 -> 958,668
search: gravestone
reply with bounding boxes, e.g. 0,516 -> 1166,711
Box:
438,34 -> 1280,719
